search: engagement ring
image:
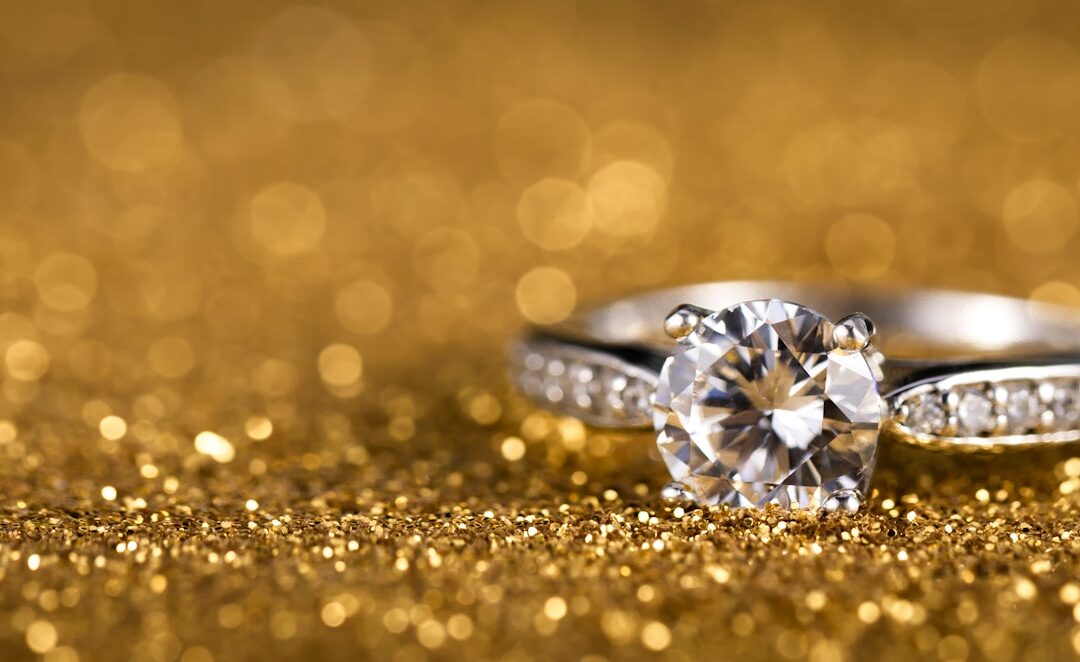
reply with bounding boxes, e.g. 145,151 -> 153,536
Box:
511,282 -> 1080,511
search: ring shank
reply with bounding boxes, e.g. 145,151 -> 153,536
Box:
560,281 -> 1080,357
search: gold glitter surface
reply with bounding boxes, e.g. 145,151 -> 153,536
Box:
2,1 -> 1080,660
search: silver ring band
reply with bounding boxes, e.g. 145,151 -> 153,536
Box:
510,282 -> 1080,509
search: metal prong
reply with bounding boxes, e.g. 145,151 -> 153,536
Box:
821,489 -> 864,514
832,313 -> 876,352
663,304 -> 707,341
660,481 -> 693,502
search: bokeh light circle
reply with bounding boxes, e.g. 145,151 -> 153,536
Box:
252,7 -> 373,122
34,253 -> 98,312
825,212 -> 897,280
335,280 -> 393,334
976,34 -> 1080,140
515,267 -> 576,324
517,178 -> 593,250
318,343 -> 363,388
495,99 -> 591,184
587,160 -> 667,237
249,182 -> 327,256
1002,180 -> 1078,254
79,73 -> 184,172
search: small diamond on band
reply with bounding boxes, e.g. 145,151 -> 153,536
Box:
511,343 -> 656,427
897,378 -> 1080,441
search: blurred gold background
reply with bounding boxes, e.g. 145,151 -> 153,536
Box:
2,1 -> 1080,661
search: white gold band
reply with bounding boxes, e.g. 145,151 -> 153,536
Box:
512,281 -> 1080,452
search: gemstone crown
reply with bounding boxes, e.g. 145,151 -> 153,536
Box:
653,299 -> 882,509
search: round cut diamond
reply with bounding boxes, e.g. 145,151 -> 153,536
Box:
1052,381 -> 1080,431
654,299 -> 882,509
906,393 -> 947,434
1004,384 -> 1039,434
956,387 -> 995,436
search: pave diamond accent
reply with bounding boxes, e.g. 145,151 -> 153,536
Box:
1004,384 -> 1039,434
906,393 -> 946,434
956,386 -> 995,436
510,341 -> 656,427
653,299 -> 881,509
896,375 -> 1080,443
1052,381 -> 1080,431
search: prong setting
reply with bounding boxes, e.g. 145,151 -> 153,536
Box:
663,304 -> 707,341
821,489 -> 864,514
832,312 -> 876,352
660,481 -> 693,502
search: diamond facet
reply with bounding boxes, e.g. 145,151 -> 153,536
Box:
1052,381 -> 1080,431
653,299 -> 882,509
1004,383 -> 1039,434
906,392 -> 947,434
956,387 -> 994,436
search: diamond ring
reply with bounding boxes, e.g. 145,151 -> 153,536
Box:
510,282 -> 1080,511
